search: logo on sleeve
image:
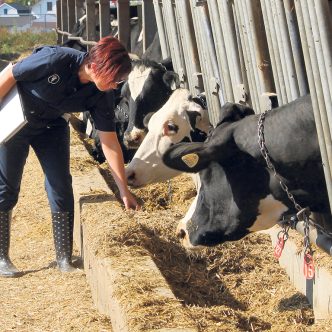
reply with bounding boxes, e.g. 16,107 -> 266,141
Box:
48,74 -> 60,85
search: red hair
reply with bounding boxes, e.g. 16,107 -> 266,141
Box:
86,36 -> 131,85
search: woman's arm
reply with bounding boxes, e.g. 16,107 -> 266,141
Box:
98,130 -> 140,210
0,63 -> 16,102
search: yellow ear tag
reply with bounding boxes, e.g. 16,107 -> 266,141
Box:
181,153 -> 199,168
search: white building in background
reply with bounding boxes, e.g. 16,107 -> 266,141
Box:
0,3 -> 30,17
30,0 -> 56,18
0,3 -> 32,30
30,0 -> 56,31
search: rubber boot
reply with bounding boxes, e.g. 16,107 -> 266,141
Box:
0,211 -> 21,277
52,211 -> 77,272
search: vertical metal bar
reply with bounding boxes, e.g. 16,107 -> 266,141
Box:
261,0 -> 287,104
275,0 -> 300,101
85,0 -> 97,50
306,0 -> 332,117
67,0 -> 76,33
117,0 -> 131,50
283,0 -> 309,96
99,0 -> 111,38
142,0 -> 157,52
218,0 -> 245,103
231,1 -> 251,105
75,0 -> 85,22
162,0 -> 186,84
270,0 -> 293,102
153,0 -> 170,58
174,0 -> 203,94
295,0 -> 332,211
190,0 -> 223,125
61,0 -> 69,43
190,1 -> 212,108
313,0 -> 332,103
207,0 -> 233,102
260,0 -> 284,105
248,0 -> 275,110
56,0 -> 62,44
233,0 -> 260,111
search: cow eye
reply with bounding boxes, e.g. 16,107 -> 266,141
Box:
168,123 -> 178,132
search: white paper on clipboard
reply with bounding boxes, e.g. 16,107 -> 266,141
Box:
0,64 -> 27,144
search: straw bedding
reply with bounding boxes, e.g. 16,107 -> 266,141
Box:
0,124 -> 331,331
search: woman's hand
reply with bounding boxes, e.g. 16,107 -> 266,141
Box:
120,189 -> 140,211
98,131 -> 141,211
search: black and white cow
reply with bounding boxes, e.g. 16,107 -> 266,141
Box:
121,58 -> 180,149
125,88 -> 211,187
82,91 -> 135,164
161,95 -> 332,248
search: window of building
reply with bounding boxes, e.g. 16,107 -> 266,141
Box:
47,2 -> 53,11
4,9 -> 8,15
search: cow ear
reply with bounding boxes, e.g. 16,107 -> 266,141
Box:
163,71 -> 180,91
162,142 -> 209,173
218,102 -> 255,125
143,112 -> 154,128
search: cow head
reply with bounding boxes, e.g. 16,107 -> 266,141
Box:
125,88 -> 211,187
162,103 -> 290,249
122,59 -> 180,149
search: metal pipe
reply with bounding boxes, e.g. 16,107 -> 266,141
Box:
85,0 -> 97,50
233,0 -> 260,111
55,28 -> 97,45
241,1 -> 263,105
152,0 -> 170,59
75,0 -> 85,22
260,0 -> 284,105
162,0 -> 185,82
283,0 -> 309,96
200,3 -> 225,106
189,0 -> 218,125
99,0 -> 110,38
270,0 -> 293,102
175,0 -> 202,94
218,0 -> 245,103
294,0 -> 332,212
207,0 -> 233,102
61,0 -> 69,42
193,1 -> 224,124
314,0 -> 332,100
274,0 -> 300,101
306,0 -> 332,125
296,221 -> 332,256
231,2 -> 251,106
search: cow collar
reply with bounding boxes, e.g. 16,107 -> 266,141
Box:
258,110 -> 315,275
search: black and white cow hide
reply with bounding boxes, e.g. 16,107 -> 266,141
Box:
121,58 -> 180,149
162,95 -> 332,248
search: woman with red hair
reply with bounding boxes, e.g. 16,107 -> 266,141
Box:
0,36 -> 139,277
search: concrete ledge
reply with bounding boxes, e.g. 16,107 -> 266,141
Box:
269,227 -> 332,320
71,143 -> 197,332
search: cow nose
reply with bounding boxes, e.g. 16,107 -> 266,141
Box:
132,134 -> 142,144
126,171 -> 136,184
177,228 -> 186,240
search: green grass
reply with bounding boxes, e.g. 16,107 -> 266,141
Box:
0,28 -> 58,61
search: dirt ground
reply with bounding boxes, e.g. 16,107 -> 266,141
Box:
0,142 -> 114,331
1,125 -> 332,332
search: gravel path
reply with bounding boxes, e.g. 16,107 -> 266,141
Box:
0,147 -> 113,332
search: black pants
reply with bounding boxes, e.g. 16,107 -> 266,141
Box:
0,117 -> 74,213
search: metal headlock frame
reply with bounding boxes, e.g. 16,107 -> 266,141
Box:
152,0 -> 332,255
56,1 -> 332,256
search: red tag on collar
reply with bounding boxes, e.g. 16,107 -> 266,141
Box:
303,253 -> 315,279
274,237 -> 285,259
